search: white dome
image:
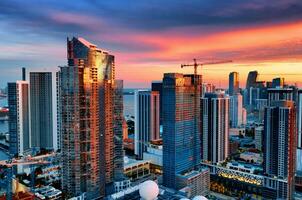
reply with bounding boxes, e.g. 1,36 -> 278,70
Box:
192,196 -> 208,200
124,156 -> 129,164
139,180 -> 159,200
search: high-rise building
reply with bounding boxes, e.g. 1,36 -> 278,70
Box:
297,90 -> 302,191
272,77 -> 285,88
30,72 -> 53,150
201,93 -> 229,164
113,80 -> 125,182
246,71 -> 258,89
8,81 -> 30,156
229,93 -> 244,128
58,37 -> 115,198
151,81 -> 163,125
255,126 -> 264,151
263,101 -> 296,199
229,72 -> 239,96
267,88 -> 294,105
162,73 -> 201,189
202,83 -> 215,96
134,90 -> 160,159
244,71 -> 259,108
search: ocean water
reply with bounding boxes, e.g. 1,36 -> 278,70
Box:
123,94 -> 134,117
0,98 -> 9,160
0,98 -> 8,134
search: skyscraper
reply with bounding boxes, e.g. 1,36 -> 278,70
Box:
134,90 -> 160,159
58,37 -> 115,198
30,72 -> 53,150
228,72 -> 239,96
298,90 -> 302,148
201,93 -> 229,164
162,73 -> 201,189
267,88 -> 294,105
8,81 -> 30,156
246,70 -> 258,89
272,77 -> 285,88
113,80 -> 125,182
263,101 -> 296,199
297,90 -> 302,191
151,81 -> 163,125
229,93 -> 244,128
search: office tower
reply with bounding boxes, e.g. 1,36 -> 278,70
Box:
263,101 -> 296,199
8,81 -> 30,156
255,126 -> 264,151
229,93 -> 244,128
272,77 -> 285,88
58,37 -> 115,198
162,73 -> 201,189
267,88 -> 294,105
134,90 -> 160,159
30,72 -> 53,150
245,71 -> 259,108
151,81 -> 163,125
113,80 -> 125,182
201,93 -> 229,164
229,72 -> 239,96
246,71 -> 258,89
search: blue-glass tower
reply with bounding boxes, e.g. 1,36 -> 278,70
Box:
162,73 -> 202,189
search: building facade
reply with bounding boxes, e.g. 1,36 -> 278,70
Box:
228,72 -> 239,96
201,93 -> 229,164
229,93 -> 244,128
8,81 -> 30,156
162,73 -> 202,189
58,37 -> 116,199
30,72 -> 53,150
134,90 -> 160,159
263,101 -> 296,199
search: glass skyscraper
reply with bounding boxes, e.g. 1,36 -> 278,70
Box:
8,81 -> 30,156
30,72 -> 53,150
162,73 -> 201,189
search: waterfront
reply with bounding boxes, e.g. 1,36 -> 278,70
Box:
0,98 -> 9,160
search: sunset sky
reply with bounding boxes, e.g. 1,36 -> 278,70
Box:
1,0 -> 302,88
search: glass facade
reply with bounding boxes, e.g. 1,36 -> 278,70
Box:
162,73 -> 201,189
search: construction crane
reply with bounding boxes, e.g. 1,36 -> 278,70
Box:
180,58 -> 232,168
0,153 -> 55,200
181,59 -> 232,85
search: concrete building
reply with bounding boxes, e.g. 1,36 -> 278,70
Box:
263,101 -> 296,199
134,90 -> 160,159
255,126 -> 264,151
29,72 -> 53,150
201,93 -> 229,164
8,81 -> 30,156
58,37 -> 115,198
176,168 -> 210,198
